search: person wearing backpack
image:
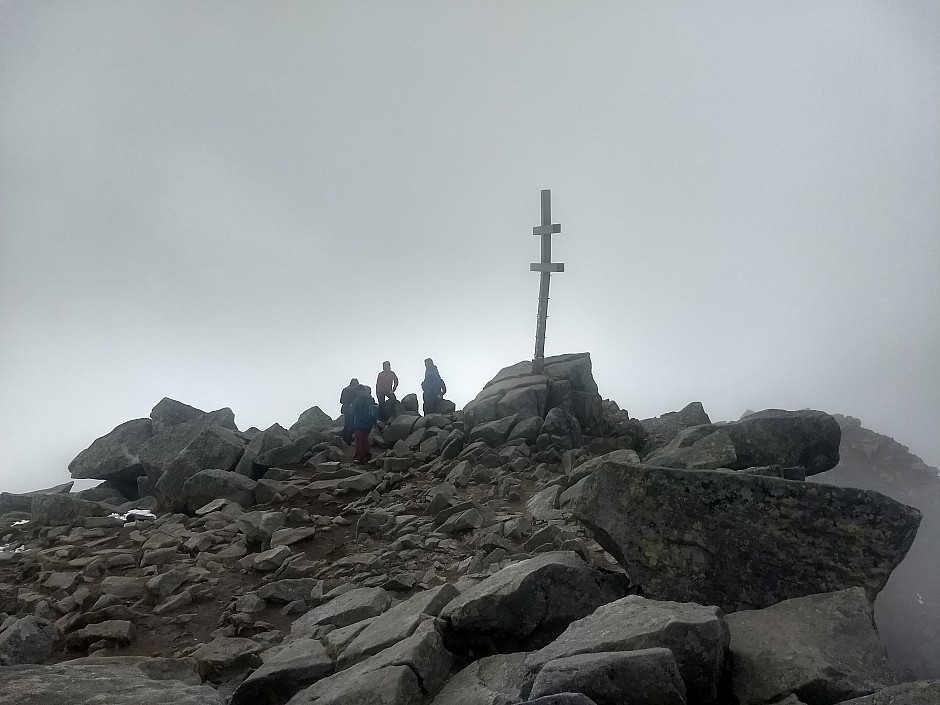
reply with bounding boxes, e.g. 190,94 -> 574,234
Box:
339,378 -> 360,445
421,358 -> 446,415
349,384 -> 379,462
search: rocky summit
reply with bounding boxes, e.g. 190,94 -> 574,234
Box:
0,352 -> 936,705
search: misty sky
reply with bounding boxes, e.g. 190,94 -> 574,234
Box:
1,2 -> 938,494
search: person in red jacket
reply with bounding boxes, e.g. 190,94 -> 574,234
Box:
375,361 -> 399,421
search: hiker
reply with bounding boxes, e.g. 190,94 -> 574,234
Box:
375,361 -> 399,422
421,357 -> 446,415
339,377 -> 360,445
349,384 -> 378,462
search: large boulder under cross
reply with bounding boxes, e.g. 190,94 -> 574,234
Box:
462,353 -> 604,434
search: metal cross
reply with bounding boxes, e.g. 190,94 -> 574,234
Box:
530,189 -> 564,375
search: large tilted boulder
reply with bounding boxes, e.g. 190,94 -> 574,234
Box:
463,353 -> 604,434
0,616 -> 57,665
0,661 -> 225,705
431,653 -> 529,704
181,469 -> 256,512
441,552 -> 632,650
150,397 -> 210,434
644,409 -> 842,475
68,417 -> 153,486
573,460 -> 922,612
524,595 -> 729,704
154,426 -> 247,511
727,587 -> 897,705
138,406 -> 239,483
30,494 -> 111,526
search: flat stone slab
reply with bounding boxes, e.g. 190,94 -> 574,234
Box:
290,587 -> 391,638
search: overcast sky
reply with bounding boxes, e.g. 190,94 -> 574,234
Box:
1,2 -> 938,494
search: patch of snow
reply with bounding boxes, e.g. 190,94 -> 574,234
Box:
12,520 -> 29,526
918,593 -> 924,605
109,509 -> 157,524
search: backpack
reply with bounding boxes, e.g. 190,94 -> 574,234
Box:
368,401 -> 380,426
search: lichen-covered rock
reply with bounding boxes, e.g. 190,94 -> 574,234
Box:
441,551 -> 631,650
574,460 -> 921,611
0,662 -> 226,705
727,587 -> 897,705
836,681 -> 940,705
0,616 -> 57,665
525,595 -> 728,704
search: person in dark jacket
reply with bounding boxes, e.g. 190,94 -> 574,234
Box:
348,385 -> 378,462
339,378 -> 360,444
421,358 -> 446,415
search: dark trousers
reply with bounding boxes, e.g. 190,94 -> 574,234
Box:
423,393 -> 440,415
342,408 -> 353,444
353,428 -> 371,461
377,391 -> 393,421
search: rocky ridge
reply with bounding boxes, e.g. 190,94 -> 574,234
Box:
0,352 -> 934,704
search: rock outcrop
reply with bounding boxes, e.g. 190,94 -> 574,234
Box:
463,353 -> 604,433
1,363 -> 930,705
573,458 -> 921,611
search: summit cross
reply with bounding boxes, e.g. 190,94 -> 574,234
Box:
530,189 -> 564,375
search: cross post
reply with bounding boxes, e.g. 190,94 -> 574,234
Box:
530,189 -> 564,375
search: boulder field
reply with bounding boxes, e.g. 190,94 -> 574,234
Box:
0,352 -> 935,704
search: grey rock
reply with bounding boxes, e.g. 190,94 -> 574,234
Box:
521,695 -> 599,705
236,511 -> 288,550
0,616 -> 57,665
290,619 -> 452,702
290,587 -> 391,637
68,418 -> 153,483
509,416 -> 544,445
0,662 -> 225,704
541,408 -> 582,449
231,637 -> 333,705
150,397 -> 208,434
31,494 -> 110,526
138,407 -> 239,480
290,406 -> 335,436
528,648 -> 686,705
400,394 -> 420,413
191,636 -> 264,678
573,460 -> 922,611
722,409 -> 842,475
287,664 -> 422,705
526,485 -> 561,520
182,468 -> 256,511
258,578 -> 319,604
727,587 -> 897,705
253,544 -> 293,571
383,415 -> 421,444
837,681 -> 940,705
155,426 -> 247,510
525,595 -> 728,705
644,426 -> 737,470
234,423 -> 293,478
441,551 -> 631,648
339,584 -> 459,667
639,403 -> 712,455
432,652 -> 528,705
469,415 -> 520,447
67,619 -> 135,649
259,434 -> 325,467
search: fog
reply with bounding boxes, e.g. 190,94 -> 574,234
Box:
1,2 -> 938,494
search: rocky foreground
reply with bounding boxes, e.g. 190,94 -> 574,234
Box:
0,353 -> 937,705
